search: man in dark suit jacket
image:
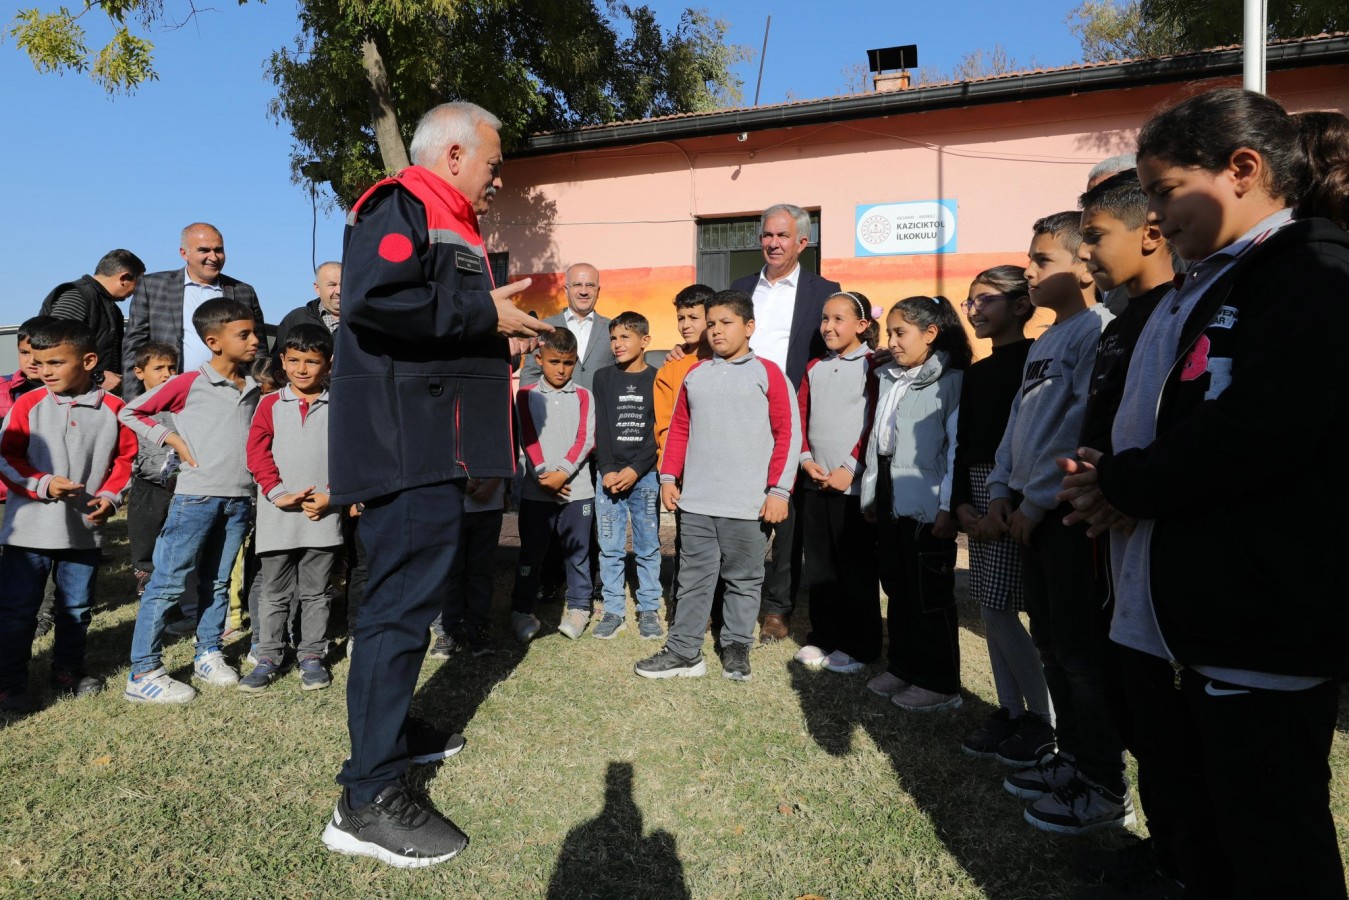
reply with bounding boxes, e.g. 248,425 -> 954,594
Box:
730,203 -> 841,643
121,222 -> 266,398
517,262 -> 612,389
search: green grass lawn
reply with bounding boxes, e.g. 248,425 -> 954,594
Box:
2,515 -> 1347,899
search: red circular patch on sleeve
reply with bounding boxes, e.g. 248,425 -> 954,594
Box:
378,232 -> 414,262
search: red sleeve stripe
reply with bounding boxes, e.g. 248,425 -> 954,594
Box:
131,371 -> 198,426
762,360 -> 795,491
98,397 -> 140,500
0,390 -> 46,497
516,384 -> 545,470
564,387 -> 592,465
246,393 -> 284,495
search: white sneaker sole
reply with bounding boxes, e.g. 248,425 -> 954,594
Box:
321,821 -> 463,867
634,659 -> 707,679
721,669 -> 752,682
123,686 -> 196,705
1022,806 -> 1136,835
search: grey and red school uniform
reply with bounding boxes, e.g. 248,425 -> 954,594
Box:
246,385 -> 341,664
659,352 -> 800,658
0,386 -> 137,691
119,364 -> 260,677
512,378 -> 597,615
796,345 -> 880,663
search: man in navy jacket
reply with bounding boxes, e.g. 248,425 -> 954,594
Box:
322,101 -> 547,869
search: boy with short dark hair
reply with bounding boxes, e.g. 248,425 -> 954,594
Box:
119,298 -> 262,704
126,341 -> 181,596
241,323 -> 340,692
510,328 -> 596,643
0,320 -> 138,711
591,311 -> 661,640
1,317 -> 58,502
637,290 -> 800,682
653,284 -> 715,463
986,212 -> 1128,834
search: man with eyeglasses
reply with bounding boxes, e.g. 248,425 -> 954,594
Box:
519,262 -> 612,389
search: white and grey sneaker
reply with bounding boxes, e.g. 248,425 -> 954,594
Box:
322,784 -> 468,868
123,667 -> 196,704
1003,753 -> 1079,800
193,650 -> 240,687
558,608 -> 590,640
1025,777 -> 1136,835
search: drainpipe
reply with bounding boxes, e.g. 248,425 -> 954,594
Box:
1243,0 -> 1266,93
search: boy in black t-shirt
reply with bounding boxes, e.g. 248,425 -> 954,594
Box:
591,312 -> 662,640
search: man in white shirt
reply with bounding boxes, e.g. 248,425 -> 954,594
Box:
519,262 -> 612,389
730,203 -> 841,643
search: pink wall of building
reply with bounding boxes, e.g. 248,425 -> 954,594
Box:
483,68 -> 1347,351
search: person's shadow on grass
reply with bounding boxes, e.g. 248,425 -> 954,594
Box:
788,592 -> 1123,900
546,761 -> 691,900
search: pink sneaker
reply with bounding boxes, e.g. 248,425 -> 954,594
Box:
793,645 -> 828,668
891,685 -> 963,712
866,671 -> 910,697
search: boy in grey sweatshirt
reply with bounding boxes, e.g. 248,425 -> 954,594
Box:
510,328 -> 597,643
637,290 -> 801,683
119,298 -> 262,704
0,320 -> 137,712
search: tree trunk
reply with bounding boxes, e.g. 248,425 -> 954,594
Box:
361,32 -> 410,172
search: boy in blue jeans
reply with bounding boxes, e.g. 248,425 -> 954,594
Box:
511,328 -> 596,643
119,298 -> 261,703
591,311 -> 662,640
0,320 -> 138,712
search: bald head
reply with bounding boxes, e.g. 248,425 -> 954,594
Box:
314,261 -> 341,316
179,222 -> 225,285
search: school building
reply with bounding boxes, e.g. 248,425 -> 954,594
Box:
483,32 -> 1349,351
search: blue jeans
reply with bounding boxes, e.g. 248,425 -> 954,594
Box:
0,546 -> 100,687
596,471 -> 662,617
129,494 -> 252,676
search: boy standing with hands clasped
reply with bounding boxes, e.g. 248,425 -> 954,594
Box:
591,312 -> 662,640
986,213 -> 1128,835
120,298 -> 262,704
510,328 -> 597,642
637,290 -> 800,682
242,324 -> 341,692
0,320 -> 138,712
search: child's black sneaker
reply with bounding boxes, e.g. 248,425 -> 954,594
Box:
298,656 -> 331,691
33,610 -> 54,640
238,657 -> 283,693
720,642 -> 752,682
591,613 -> 625,639
406,717 -> 467,764
322,784 -> 468,868
428,634 -> 457,660
634,646 -> 707,679
50,671 -> 105,699
1024,776 -> 1135,835
1004,753 -> 1077,800
995,711 -> 1056,767
465,625 -> 494,657
0,686 -> 36,713
637,610 -> 664,640
962,708 -> 1019,758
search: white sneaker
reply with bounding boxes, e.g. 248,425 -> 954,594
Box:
823,650 -> 865,674
124,667 -> 196,704
558,608 -> 590,640
193,650 -> 240,687
793,645 -> 828,668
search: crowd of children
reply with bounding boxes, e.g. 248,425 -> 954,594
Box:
1,87 -> 1346,894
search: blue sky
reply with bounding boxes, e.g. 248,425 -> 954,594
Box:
0,0 -> 1087,328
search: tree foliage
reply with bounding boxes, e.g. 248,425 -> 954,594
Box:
1068,0 -> 1345,62
266,0 -> 747,206
6,0 -> 236,94
917,45 -> 1026,86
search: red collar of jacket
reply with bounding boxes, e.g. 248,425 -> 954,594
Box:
352,165 -> 484,248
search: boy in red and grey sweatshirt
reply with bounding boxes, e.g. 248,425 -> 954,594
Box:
510,328 -> 596,643
0,320 -> 137,712
118,298 -> 262,704
242,324 -> 340,692
637,290 -> 801,683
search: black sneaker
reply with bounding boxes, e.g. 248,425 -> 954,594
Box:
50,671 -> 105,699
428,634 -> 457,660
995,711 -> 1057,767
465,626 -> 494,657
1025,776 -> 1136,835
961,708 -> 1019,758
406,717 -> 467,764
0,686 -> 36,713
720,642 -> 752,682
634,646 -> 707,679
321,784 -> 468,868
